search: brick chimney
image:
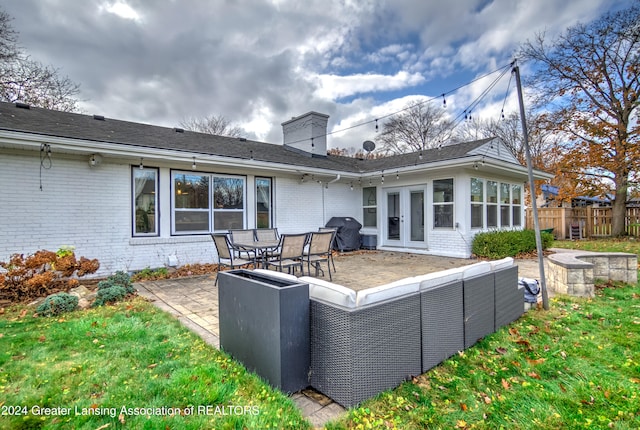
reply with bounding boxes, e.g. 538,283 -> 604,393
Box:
281,111 -> 329,157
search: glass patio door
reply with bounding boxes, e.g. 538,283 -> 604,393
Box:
384,186 -> 426,247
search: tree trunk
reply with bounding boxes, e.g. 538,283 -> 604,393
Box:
611,183 -> 627,237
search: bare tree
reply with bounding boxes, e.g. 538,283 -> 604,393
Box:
376,101 -> 453,155
520,4 -> 640,236
454,112 -> 558,170
0,9 -> 18,63
0,7 -> 79,111
179,114 -> 244,137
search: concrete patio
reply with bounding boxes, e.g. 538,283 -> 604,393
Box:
134,250 -> 544,428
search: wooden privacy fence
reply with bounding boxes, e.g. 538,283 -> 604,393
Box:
525,207 -> 640,239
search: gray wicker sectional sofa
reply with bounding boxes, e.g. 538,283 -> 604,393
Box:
251,257 -> 523,408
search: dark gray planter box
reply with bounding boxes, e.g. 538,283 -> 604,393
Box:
218,270 -> 310,393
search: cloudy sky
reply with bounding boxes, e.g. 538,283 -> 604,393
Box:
2,0 -> 629,150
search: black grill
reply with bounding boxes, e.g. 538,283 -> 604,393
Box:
325,217 -> 362,251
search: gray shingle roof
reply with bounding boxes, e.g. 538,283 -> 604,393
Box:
0,101 -> 500,174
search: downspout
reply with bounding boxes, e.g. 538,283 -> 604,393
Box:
327,174 -> 341,185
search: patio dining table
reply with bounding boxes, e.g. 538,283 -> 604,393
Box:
232,239 -> 281,268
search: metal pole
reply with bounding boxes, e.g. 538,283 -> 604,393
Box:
513,64 -> 549,310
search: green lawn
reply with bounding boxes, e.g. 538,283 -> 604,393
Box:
552,238 -> 640,256
2,239 -> 639,429
326,281 -> 640,429
0,297 -> 310,429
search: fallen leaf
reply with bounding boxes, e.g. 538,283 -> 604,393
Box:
456,419 -> 468,429
19,309 -> 27,318
483,396 -> 492,404
560,351 -> 567,359
526,358 -> 546,365
630,378 -> 640,384
559,383 -> 567,392
38,335 -> 46,342
528,372 -> 541,380
528,326 -> 540,336
508,327 -> 520,336
119,413 -> 126,424
0,308 -> 4,315
147,363 -> 158,369
460,403 -> 468,411
95,424 -> 110,430
495,347 -> 508,355
501,378 -> 511,390
580,396 -> 595,405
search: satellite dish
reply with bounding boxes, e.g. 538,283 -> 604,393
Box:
363,140 -> 376,153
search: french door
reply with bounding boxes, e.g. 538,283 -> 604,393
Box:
384,186 -> 426,248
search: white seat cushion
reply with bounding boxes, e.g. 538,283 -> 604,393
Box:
299,276 -> 357,308
415,267 -> 464,291
355,277 -> 420,307
490,257 -> 514,270
253,269 -> 298,281
461,261 -> 492,279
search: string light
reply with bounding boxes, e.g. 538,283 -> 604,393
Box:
278,62 -> 514,148
442,94 -> 446,108
396,170 -> 399,180
192,157 -> 196,170
381,171 -> 384,184
139,158 -> 144,169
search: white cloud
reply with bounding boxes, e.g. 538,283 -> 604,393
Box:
2,0 -> 629,151
99,1 -> 141,22
313,71 -> 425,100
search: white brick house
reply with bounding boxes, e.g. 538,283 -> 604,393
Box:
0,102 -> 551,276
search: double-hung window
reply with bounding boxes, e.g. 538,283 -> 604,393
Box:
132,167 -> 158,236
433,178 -> 454,228
486,180 -> 498,228
362,187 -> 377,227
500,182 -> 511,226
172,171 -> 245,234
471,178 -> 484,229
512,185 -> 522,227
256,177 -> 272,229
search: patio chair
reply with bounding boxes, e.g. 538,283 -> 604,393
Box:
229,229 -> 256,259
211,234 -> 255,285
304,230 -> 335,280
255,228 -> 279,242
318,227 -> 337,272
266,233 -> 307,276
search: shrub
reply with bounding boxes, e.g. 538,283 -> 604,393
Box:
471,229 -> 553,259
36,292 -> 78,317
106,271 -> 134,294
93,271 -> 134,307
0,248 -> 100,302
131,267 -> 169,281
93,285 -> 128,307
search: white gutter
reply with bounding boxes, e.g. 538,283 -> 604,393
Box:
0,130 -> 361,179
